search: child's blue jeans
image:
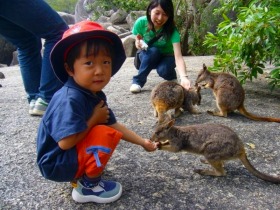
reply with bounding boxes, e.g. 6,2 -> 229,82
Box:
132,47 -> 177,87
0,0 -> 68,103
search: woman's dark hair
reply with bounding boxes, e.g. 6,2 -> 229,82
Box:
146,0 -> 175,39
65,38 -> 115,72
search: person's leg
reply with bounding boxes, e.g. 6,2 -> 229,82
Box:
0,0 -> 68,103
72,125 -> 123,203
32,1 -> 68,101
132,47 -> 162,87
0,17 -> 41,103
156,56 -> 177,81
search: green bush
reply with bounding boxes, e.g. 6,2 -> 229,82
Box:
46,0 -> 76,14
204,0 -> 280,90
112,0 -> 149,12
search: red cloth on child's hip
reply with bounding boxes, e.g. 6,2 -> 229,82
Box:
75,125 -> 122,178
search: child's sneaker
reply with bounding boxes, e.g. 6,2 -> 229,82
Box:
72,179 -> 122,203
31,98 -> 48,116
29,99 -> 36,115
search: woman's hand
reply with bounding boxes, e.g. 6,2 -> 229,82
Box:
180,76 -> 191,90
135,34 -> 143,49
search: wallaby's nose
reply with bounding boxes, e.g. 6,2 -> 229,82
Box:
150,134 -> 155,142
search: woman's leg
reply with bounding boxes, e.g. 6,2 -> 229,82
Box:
132,47 -> 162,87
156,56 -> 177,81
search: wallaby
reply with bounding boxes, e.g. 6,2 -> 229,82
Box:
151,119 -> 280,183
196,64 -> 280,123
151,81 -> 201,124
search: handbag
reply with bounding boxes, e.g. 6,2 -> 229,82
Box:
134,33 -> 163,70
134,49 -> 142,70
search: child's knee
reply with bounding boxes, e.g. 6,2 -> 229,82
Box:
86,125 -> 122,141
75,125 -> 123,178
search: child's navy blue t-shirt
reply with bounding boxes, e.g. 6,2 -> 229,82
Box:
36,77 -> 116,182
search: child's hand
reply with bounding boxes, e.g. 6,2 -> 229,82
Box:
142,139 -> 159,152
91,100 -> 109,124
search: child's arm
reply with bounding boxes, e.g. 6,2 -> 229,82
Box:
58,101 -> 109,150
109,122 -> 158,152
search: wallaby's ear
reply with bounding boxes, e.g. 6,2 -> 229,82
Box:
203,63 -> 207,71
193,82 -> 201,92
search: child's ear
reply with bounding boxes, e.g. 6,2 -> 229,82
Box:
64,63 -> 74,76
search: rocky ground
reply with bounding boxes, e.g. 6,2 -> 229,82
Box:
0,56 -> 279,210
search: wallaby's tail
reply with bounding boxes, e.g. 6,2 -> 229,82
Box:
238,104 -> 280,123
240,152 -> 280,183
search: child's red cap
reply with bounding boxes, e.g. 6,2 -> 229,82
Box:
50,20 -> 126,83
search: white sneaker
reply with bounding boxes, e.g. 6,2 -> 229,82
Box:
29,99 -> 36,115
72,179 -> 122,203
130,84 -> 141,93
31,98 -> 48,116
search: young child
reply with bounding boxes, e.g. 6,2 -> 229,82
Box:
36,20 -> 158,204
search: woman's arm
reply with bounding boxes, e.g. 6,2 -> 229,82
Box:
109,122 -> 158,152
173,42 -> 191,90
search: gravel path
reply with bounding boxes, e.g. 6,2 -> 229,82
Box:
0,56 -> 279,210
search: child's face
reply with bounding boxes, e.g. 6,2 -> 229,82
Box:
66,43 -> 112,93
150,5 -> 169,30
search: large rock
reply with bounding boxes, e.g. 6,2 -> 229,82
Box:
10,51 -> 19,66
0,36 -> 17,66
110,9 -> 127,24
74,0 -> 94,22
126,11 -> 146,30
122,34 -> 137,57
58,11 -> 75,25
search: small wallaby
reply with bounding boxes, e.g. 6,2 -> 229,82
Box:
151,81 -> 201,124
196,64 -> 280,123
151,119 -> 280,183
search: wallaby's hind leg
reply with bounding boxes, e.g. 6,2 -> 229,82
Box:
194,160 -> 226,176
207,102 -> 228,117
